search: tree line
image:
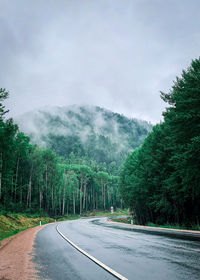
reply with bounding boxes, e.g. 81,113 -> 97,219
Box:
120,58 -> 200,227
0,90 -> 120,216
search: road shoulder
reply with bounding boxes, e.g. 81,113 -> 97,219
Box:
0,225 -> 46,280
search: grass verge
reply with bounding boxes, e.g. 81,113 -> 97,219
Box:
0,213 -> 54,244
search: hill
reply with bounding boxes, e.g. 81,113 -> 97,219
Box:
15,105 -> 152,167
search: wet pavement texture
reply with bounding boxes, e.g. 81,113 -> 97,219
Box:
33,217 -> 200,280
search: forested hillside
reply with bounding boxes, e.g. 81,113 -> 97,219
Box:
120,58 -> 200,227
16,105 -> 152,169
0,93 -> 151,216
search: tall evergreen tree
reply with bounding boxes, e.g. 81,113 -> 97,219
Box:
120,58 -> 200,226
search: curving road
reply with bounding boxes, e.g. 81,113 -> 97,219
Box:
33,218 -> 200,280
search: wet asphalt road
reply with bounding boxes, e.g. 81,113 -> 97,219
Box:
33,218 -> 200,280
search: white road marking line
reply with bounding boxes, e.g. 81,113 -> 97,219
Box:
56,224 -> 128,280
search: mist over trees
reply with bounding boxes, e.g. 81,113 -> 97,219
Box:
120,58 -> 200,227
16,105 -> 152,169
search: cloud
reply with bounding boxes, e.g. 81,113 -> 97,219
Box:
1,0 -> 200,123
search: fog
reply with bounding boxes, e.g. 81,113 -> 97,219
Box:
1,0 -> 200,123
16,105 -> 151,155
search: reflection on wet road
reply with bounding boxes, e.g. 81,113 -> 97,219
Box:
34,217 -> 200,280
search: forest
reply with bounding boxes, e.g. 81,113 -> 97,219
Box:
0,97 -> 150,216
0,107 -> 120,216
1,58 -> 199,227
120,58 -> 200,227
1,93 -> 142,216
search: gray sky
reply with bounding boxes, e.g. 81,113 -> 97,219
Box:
1,0 -> 200,123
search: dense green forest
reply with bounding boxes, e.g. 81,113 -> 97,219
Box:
0,93 -> 150,216
120,58 -> 200,227
3,59 -> 199,225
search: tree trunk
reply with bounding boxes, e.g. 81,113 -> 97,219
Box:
107,185 -> 109,208
15,158 -> 19,202
45,165 -> 48,190
62,186 -> 65,215
67,201 -> 69,216
39,187 -> 43,209
93,188 -> 95,211
44,164 -> 48,210
19,177 -> 22,204
96,192 -> 98,209
27,166 -> 33,208
11,176 -> 13,202
104,184 -> 106,210
62,197 -> 65,215
73,192 -> 76,214
59,195 -> 61,215
80,187 -> 82,215
0,152 -> 3,200
80,179 -> 83,215
51,184 -> 54,211
86,193 -> 88,212
83,185 -> 86,210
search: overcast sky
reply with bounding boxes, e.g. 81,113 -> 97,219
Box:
1,0 -> 200,123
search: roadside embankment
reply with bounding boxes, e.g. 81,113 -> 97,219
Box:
0,213 -> 54,243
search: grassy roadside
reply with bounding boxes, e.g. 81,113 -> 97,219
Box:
111,217 -> 200,231
0,213 -> 55,243
0,209 -> 129,243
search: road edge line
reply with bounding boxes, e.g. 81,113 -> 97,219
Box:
56,224 -> 128,280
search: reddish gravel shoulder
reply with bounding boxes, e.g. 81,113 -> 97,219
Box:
0,225 -> 46,280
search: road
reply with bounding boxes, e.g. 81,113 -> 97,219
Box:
33,218 -> 200,280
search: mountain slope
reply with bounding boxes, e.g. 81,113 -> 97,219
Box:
15,105 -> 152,166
